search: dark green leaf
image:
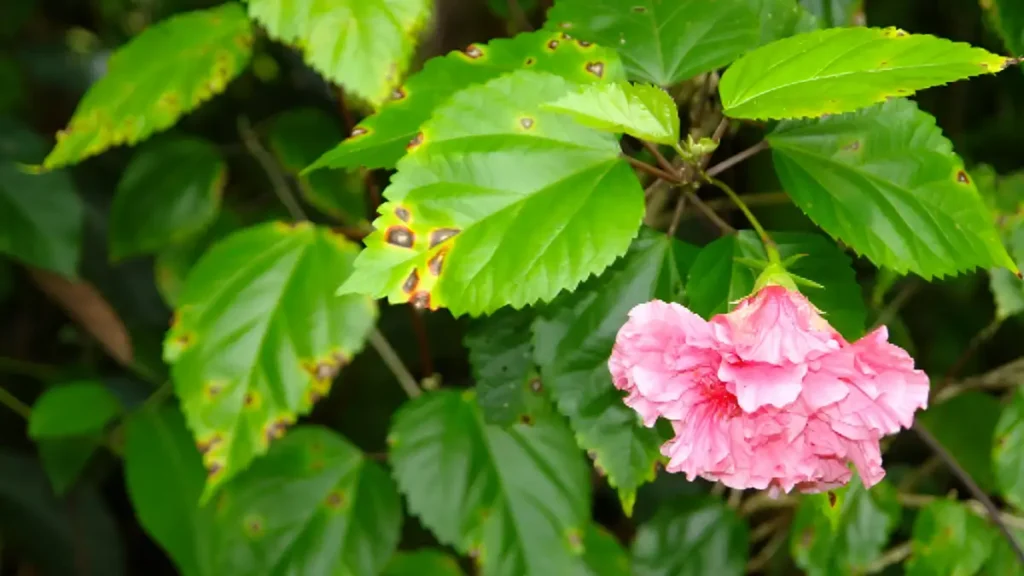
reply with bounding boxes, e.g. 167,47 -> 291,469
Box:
632,497 -> 748,576
907,499 -> 995,576
267,108 -> 366,223
986,528 -> 1024,575
768,99 -> 1016,278
720,27 -> 1012,120
465,307 -> 542,426
247,0 -> 431,107
388,389 -> 592,575
581,525 -> 632,576
28,381 -> 122,439
0,117 -> 83,276
544,82 -> 679,144
307,29 -> 625,171
164,222 -> 377,496
154,211 -> 241,308
38,437 -> 100,495
994,386 -> 1024,511
798,0 -> 863,27
384,550 -> 465,576
109,137 -> 226,260
789,479 -> 901,575
750,0 -> 820,44
338,70 -> 645,317
918,391 -> 1002,493
42,4 -> 253,169
546,0 -> 760,86
533,229 -> 698,513
685,231 -> 866,339
986,0 -> 1024,56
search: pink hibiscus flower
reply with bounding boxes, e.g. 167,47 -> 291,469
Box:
608,285 -> 929,493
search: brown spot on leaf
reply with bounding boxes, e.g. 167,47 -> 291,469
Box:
525,57 -> 536,66
197,434 -> 222,455
391,87 -> 406,100
585,61 -> 605,78
560,32 -> 573,40
403,269 -> 420,293
520,117 -> 535,130
244,515 -> 264,537
207,461 -> 223,478
394,206 -> 411,222
410,291 -> 431,311
530,378 -> 542,392
844,140 -> 860,151
205,382 -> 222,399
350,126 -> 368,138
632,5 -> 647,12
325,491 -> 344,509
264,418 -> 289,442
547,39 -> 560,51
428,251 -> 445,276
314,361 -> 336,381
828,491 -> 837,507
463,44 -> 483,59
957,170 -> 970,184
519,413 -> 534,425
243,392 -> 256,407
385,225 -> 415,248
429,227 -> 460,248
407,131 -> 424,150
567,529 -> 583,550
577,39 -> 592,47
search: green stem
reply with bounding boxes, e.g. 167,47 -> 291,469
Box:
0,385 -> 31,419
0,357 -> 56,381
705,176 -> 779,262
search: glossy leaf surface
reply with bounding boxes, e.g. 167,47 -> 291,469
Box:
164,222 -> 377,496
544,82 -> 678,144
337,70 -> 645,316
721,27 -> 1012,120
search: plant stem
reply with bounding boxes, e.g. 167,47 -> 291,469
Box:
238,116 -> 309,222
625,155 -> 679,183
746,528 -> 787,574
369,329 -> 422,398
701,191 -> 790,212
913,423 -> 1024,564
706,141 -> 769,178
0,385 -> 31,419
641,141 -> 679,177
705,176 -> 776,256
666,189 -> 688,237
0,356 -> 56,381
686,188 -> 736,235
865,541 -> 913,574
934,356 -> 1024,404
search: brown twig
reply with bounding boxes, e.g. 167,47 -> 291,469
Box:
641,141 -> 679,176
746,528 -> 787,574
625,155 -> 680,182
706,140 -> 769,178
238,116 -> 308,221
369,329 -> 422,398
666,188 -> 688,237
934,356 -> 1024,404
687,188 -> 736,235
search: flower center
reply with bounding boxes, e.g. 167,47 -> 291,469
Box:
696,369 -> 741,419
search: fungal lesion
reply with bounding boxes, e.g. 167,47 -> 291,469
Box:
585,61 -> 605,78
956,169 -> 971,185
385,225 -> 415,248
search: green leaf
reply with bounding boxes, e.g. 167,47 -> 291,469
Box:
109,137 -> 226,261
39,437 -> 100,495
789,479 -> 901,575
533,229 -> 698,514
384,550 -> 466,576
337,70 -> 645,316
581,525 -> 632,576
907,499 -> 996,576
0,117 -> 83,276
986,0 -> 1024,56
546,0 -> 760,86
28,381 -> 122,439
388,389 -> 593,575
154,211 -> 241,308
42,3 -> 253,169
465,307 -> 542,427
994,386 -> 1024,511
267,108 -> 366,223
247,0 -> 430,107
918,391 -> 1002,494
986,528 -> 1024,575
990,267 -> 1024,320
685,230 -> 866,339
164,221 -> 378,497
543,82 -> 679,144
797,0 -> 863,27
632,497 -> 748,576
751,0 -> 820,44
307,29 -> 624,171
768,98 -> 1016,278
720,27 -> 1012,120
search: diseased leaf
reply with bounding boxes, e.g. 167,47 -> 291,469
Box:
994,386 -> 1024,511
109,137 -> 226,260
307,29 -> 624,171
388,389 -> 593,576
42,3 -> 253,169
789,479 -> 901,575
0,117 -> 83,276
918,391 -> 1002,493
337,70 -> 645,316
533,229 -> 698,514
546,0 -> 760,86
768,98 -> 1016,278
685,231 -> 866,339
798,0 -> 864,27
544,82 -> 679,144
465,307 -> 542,426
907,500 -> 995,576
384,550 -> 465,576
247,0 -> 431,107
29,381 -> 122,439
720,27 -> 1012,120
632,498 -> 748,576
164,221 -> 377,497
267,108 -> 366,223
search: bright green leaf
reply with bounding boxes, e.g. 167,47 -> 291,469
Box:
632,497 -> 748,576
109,137 -> 226,261
307,29 -> 624,172
994,386 -> 1024,511
164,221 -> 377,497
986,0 -> 1024,56
798,0 -> 863,27
42,3 -> 253,169
267,108 -> 366,223
388,389 -> 593,576
918,391 -> 1002,494
154,211 -> 241,308
0,117 -> 83,276
546,0 -> 760,86
789,479 -> 901,575
768,98 -> 1016,279
685,231 -> 866,339
544,82 -> 679,144
533,229 -> 698,514
907,499 -> 996,576
720,27 -> 1012,120
247,0 -> 431,107
465,307 -> 543,426
385,550 -> 465,576
337,70 -> 645,316
28,381 -> 122,439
